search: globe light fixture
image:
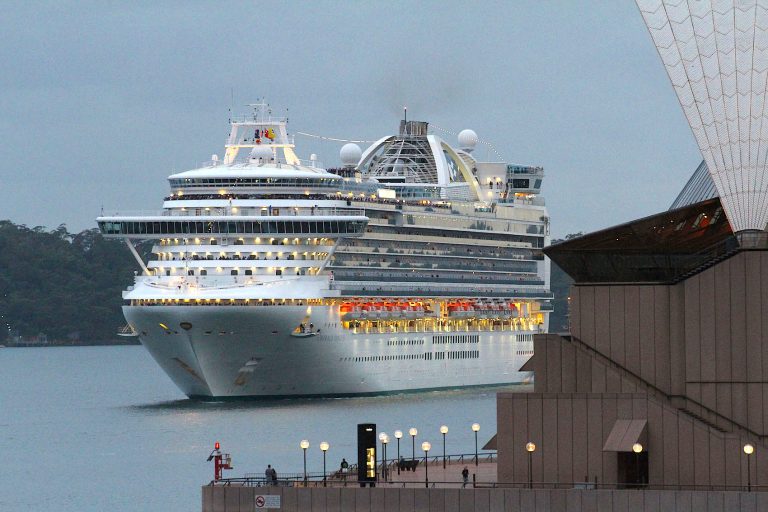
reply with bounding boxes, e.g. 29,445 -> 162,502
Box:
744,443 -> 755,492
319,442 -> 329,487
380,433 -> 389,482
471,423 -> 480,466
440,425 -> 449,469
421,441 -> 431,488
409,427 -> 418,459
526,441 -> 536,489
300,440 -> 310,485
632,443 -> 643,454
394,430 -> 403,474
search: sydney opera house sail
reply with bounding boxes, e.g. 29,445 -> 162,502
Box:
637,0 -> 768,234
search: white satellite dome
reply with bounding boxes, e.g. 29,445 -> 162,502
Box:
340,143 -> 362,166
249,146 -> 273,161
458,129 -> 478,150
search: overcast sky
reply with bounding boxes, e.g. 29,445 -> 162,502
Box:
0,1 -> 701,239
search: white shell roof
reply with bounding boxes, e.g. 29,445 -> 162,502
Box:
638,0 -> 768,233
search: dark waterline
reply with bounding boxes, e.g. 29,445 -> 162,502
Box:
0,345 -> 528,512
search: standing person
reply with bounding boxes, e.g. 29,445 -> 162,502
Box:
270,466 -> 278,484
265,464 -> 273,484
462,466 -> 469,488
340,458 -> 349,481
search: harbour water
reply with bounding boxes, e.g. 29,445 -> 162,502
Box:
0,346 -> 526,512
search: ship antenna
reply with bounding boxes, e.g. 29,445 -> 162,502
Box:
228,87 -> 234,123
404,106 -> 407,124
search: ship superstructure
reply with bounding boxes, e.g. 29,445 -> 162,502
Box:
98,105 -> 552,398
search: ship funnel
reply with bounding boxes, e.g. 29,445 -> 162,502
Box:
399,120 -> 429,137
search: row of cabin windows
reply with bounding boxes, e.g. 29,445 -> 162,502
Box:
99,220 -> 366,236
342,350 -> 480,363
433,334 -> 480,344
165,268 -> 306,277
170,177 -> 340,187
386,339 -> 425,346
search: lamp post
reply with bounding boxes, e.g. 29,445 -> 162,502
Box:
422,441 -> 431,488
526,442 -> 536,489
440,425 -> 449,469
395,430 -> 403,474
744,444 -> 754,492
378,432 -> 388,483
632,442 -> 643,488
384,434 -> 390,482
409,427 -> 418,460
472,423 -> 480,466
320,441 -> 329,487
300,440 -> 310,486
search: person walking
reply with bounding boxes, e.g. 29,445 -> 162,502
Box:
462,466 -> 469,488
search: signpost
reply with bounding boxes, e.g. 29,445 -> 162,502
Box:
254,494 -> 281,509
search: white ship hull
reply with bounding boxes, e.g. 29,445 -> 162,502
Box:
124,305 -> 534,398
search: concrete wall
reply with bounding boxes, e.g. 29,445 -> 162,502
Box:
568,251 -> 768,437
496,392 -> 768,488
201,485 -> 768,512
495,252 -> 768,491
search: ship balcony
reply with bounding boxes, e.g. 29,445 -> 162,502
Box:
101,206 -> 364,218
329,273 -> 545,287
97,216 -> 368,239
125,273 -> 333,297
332,282 -> 553,299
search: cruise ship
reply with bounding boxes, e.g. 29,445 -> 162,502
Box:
98,104 -> 552,398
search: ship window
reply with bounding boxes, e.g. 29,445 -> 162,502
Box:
513,179 -> 529,188
245,270 -> 253,275
200,270 -> 207,276
187,270 -> 195,276
231,270 -> 238,275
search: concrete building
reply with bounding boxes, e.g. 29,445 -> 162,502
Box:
497,197 -> 768,489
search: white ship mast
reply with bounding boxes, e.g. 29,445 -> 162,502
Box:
223,101 -> 301,166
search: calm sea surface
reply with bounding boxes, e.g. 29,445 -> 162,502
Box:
0,346 -> 527,512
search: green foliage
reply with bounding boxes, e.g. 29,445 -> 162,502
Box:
0,221 -> 145,342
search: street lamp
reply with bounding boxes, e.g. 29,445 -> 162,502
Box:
744,444 -> 755,492
422,441 -> 431,488
320,441 -> 329,487
409,427 -> 418,459
632,443 -> 643,488
395,430 -> 403,474
300,440 -> 310,486
526,442 -> 536,489
379,432 -> 388,483
383,434 -> 390,482
472,423 -> 480,466
440,425 -> 449,469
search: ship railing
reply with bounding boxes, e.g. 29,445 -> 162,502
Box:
228,113 -> 289,125
203,154 -> 323,169
498,196 -> 546,206
332,283 -> 553,299
99,207 -> 365,218
132,274 -> 325,290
